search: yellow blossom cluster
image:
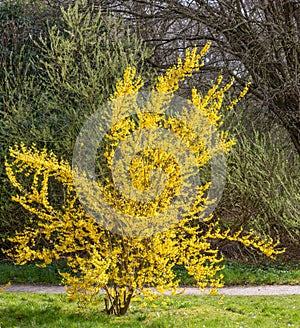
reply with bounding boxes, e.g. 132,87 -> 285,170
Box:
0,282 -> 11,292
5,43 -> 283,316
155,43 -> 210,94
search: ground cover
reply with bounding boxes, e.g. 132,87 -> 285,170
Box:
0,292 -> 299,327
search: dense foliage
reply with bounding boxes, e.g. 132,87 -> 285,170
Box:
0,0 -> 153,254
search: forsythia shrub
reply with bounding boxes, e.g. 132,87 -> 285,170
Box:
5,43 -> 283,316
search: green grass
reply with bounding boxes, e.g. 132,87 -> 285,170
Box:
1,260 -> 299,286
0,261 -> 69,285
0,292 -> 299,327
221,261 -> 300,286
174,260 -> 300,286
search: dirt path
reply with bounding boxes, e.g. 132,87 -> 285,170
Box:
2,284 -> 300,296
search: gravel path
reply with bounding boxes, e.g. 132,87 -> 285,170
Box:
2,284 -> 300,296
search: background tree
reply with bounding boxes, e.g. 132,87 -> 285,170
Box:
96,0 -> 300,156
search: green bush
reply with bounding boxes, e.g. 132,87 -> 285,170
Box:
216,106 -> 300,262
0,0 -> 154,257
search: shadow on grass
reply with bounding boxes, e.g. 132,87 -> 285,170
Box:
0,293 -> 111,328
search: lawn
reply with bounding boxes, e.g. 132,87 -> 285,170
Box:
0,292 -> 299,327
1,260 -> 299,327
